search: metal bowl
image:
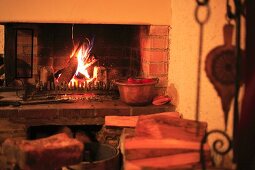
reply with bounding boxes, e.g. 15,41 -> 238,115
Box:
115,78 -> 158,106
67,143 -> 120,170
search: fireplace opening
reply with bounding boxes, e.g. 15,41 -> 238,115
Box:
2,23 -> 169,98
4,23 -> 143,90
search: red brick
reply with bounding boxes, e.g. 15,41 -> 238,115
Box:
140,50 -> 150,62
151,51 -> 168,62
149,25 -> 170,36
140,37 -> 150,49
142,50 -> 168,63
151,36 -> 169,49
140,36 -> 169,49
149,63 -> 168,75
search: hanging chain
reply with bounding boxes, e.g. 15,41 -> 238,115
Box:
226,0 -> 246,20
194,0 -> 210,132
196,0 -> 209,6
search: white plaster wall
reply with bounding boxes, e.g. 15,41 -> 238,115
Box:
170,0 -> 245,128
0,0 -> 171,25
169,1 -> 245,165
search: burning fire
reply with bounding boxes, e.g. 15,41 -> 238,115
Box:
70,38 -> 97,83
56,38 -> 98,87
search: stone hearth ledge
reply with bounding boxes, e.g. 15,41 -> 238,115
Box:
0,100 -> 175,126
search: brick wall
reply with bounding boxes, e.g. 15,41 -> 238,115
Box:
140,25 -> 170,95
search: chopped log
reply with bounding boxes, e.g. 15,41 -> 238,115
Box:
124,159 -> 213,170
105,116 -> 138,127
124,137 -> 210,160
57,56 -> 78,84
105,112 -> 181,127
125,152 -> 209,169
125,137 -> 209,150
135,115 -> 207,142
2,133 -> 84,170
125,147 -> 210,161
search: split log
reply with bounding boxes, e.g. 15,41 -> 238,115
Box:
119,113 -> 212,170
135,114 -> 207,142
2,133 -> 83,170
105,116 -> 139,127
124,137 -> 210,160
120,124 -> 213,169
124,152 -> 211,170
105,112 -> 181,127
124,162 -> 213,170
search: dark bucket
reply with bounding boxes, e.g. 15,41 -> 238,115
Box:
67,143 -> 120,170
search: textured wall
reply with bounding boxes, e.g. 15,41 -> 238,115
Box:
169,0 -> 245,166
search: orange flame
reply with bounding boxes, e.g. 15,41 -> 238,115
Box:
69,38 -> 97,85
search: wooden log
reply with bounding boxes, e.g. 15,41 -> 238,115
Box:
57,56 -> 78,84
2,133 -> 84,170
125,137 -> 209,150
105,112 -> 181,128
124,136 -> 210,160
124,159 -> 213,170
125,152 -> 210,170
135,115 -> 207,142
120,127 -> 213,170
105,116 -> 139,127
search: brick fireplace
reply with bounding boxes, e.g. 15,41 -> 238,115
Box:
0,0 -> 173,120
0,1 -> 174,169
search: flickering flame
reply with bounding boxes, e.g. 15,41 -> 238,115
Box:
69,38 -> 97,85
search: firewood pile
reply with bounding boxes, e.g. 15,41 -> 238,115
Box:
105,112 -> 212,170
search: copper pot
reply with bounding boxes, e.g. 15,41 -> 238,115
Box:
115,78 -> 158,106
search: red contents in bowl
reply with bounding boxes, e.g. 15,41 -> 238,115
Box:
127,78 -> 154,84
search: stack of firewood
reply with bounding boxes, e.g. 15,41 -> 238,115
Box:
105,112 -> 212,170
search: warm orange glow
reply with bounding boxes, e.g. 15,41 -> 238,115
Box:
69,38 -> 97,85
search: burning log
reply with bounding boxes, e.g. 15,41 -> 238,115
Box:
57,56 -> 78,84
2,133 -> 84,170
56,38 -> 98,85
